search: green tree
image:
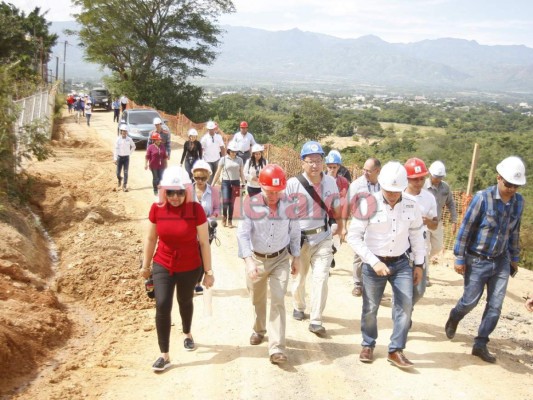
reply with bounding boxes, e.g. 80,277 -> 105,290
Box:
72,0 -> 234,115
280,99 -> 334,147
0,4 -> 57,94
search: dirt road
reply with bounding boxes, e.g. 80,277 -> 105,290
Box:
9,110 -> 533,399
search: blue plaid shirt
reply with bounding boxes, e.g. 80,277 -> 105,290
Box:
454,185 -> 523,265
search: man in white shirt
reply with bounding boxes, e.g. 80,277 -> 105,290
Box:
200,120 -> 226,184
348,158 -> 381,296
424,160 -> 458,273
404,158 -> 438,306
237,164 -> 301,365
233,121 -> 256,165
347,161 -> 425,369
113,124 -> 136,192
119,95 -> 128,112
285,141 -> 345,337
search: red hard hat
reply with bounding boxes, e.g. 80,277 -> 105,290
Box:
151,132 -> 161,140
240,121 -> 248,128
404,157 -> 428,178
258,164 -> 287,191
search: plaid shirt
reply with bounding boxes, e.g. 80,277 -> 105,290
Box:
454,185 -> 523,265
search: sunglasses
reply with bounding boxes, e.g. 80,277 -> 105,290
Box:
502,179 -> 520,189
166,189 -> 186,197
194,176 -> 208,182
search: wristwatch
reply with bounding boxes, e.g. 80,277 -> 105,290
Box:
205,269 -> 214,276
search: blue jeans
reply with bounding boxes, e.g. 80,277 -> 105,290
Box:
450,252 -> 510,348
361,256 -> 413,352
221,180 -> 240,222
116,155 -> 130,186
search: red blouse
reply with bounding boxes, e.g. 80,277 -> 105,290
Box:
149,201 -> 207,273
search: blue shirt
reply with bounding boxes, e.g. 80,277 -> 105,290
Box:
237,194 -> 301,258
454,185 -> 523,265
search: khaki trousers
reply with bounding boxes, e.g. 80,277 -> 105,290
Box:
246,249 -> 291,355
292,238 -> 333,326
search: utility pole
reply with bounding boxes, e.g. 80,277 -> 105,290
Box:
55,56 -> 59,81
63,40 -> 68,93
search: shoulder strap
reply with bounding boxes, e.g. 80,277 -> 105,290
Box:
296,174 -> 332,218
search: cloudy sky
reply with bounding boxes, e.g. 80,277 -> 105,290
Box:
10,0 -> 533,47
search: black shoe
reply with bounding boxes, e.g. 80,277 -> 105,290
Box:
308,324 -> 326,336
293,309 -> 304,321
152,357 -> 171,371
472,346 -> 496,363
330,258 -> 335,268
184,338 -> 195,351
445,311 -> 459,339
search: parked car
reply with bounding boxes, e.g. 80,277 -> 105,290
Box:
89,87 -> 111,111
119,109 -> 170,148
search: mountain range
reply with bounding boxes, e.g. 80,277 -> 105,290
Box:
50,22 -> 533,94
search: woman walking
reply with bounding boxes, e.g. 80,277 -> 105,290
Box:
180,128 -> 203,179
243,144 -> 268,197
140,166 -> 214,372
191,159 -> 220,294
145,132 -> 167,196
212,141 -> 245,228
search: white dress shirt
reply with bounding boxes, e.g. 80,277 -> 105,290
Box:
347,191 -> 426,266
113,136 -> 136,161
233,131 -> 256,152
285,173 -> 340,246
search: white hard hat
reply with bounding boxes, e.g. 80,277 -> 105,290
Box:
251,144 -> 264,153
153,117 -> 162,125
378,161 -> 408,192
119,124 -> 128,132
227,141 -> 240,152
159,166 -> 191,189
191,159 -> 213,175
429,161 -> 446,177
496,156 -> 526,186
188,128 -> 198,136
206,120 -> 216,130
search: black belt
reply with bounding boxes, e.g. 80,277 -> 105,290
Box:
302,226 -> 327,236
253,247 -> 287,259
468,250 -> 503,261
376,254 -> 406,263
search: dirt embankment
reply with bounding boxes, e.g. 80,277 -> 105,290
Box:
1,110 -> 533,400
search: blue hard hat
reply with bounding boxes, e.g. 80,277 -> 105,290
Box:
300,141 -> 325,159
325,153 -> 341,164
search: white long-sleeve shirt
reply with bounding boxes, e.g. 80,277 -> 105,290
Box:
114,136 -> 136,161
347,191 -> 426,267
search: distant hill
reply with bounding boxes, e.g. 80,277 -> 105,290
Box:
51,22 -> 533,93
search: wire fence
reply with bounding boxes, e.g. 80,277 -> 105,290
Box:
14,88 -> 56,139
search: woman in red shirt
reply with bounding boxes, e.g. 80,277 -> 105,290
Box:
140,166 -> 214,372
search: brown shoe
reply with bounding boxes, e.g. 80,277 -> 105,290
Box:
387,350 -> 414,369
352,285 -> 363,297
270,353 -> 288,364
249,332 -> 264,345
359,346 -> 373,363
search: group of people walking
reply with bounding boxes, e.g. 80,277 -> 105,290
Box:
131,115 -> 527,372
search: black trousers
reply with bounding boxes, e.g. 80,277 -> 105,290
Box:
152,263 -> 202,353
